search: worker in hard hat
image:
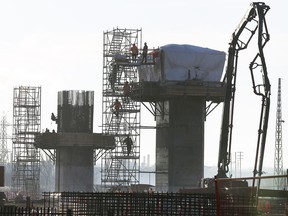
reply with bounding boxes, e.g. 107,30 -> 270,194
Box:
130,43 -> 139,62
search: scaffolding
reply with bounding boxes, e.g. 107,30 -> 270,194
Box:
101,28 -> 141,188
12,86 -> 41,199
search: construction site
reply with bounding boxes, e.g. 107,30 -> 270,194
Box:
0,2 -> 287,215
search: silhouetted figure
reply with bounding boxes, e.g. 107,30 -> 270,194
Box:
109,64 -> 117,91
142,42 -> 148,63
51,113 -> 58,123
123,81 -> 131,103
124,135 -> 133,156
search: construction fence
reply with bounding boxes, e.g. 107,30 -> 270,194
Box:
1,174 -> 288,215
1,191 -> 283,216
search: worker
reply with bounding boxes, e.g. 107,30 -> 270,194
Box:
123,81 -> 131,103
152,48 -> 159,63
51,112 -> 58,123
141,42 -> 148,63
130,43 -> 139,62
111,99 -> 122,118
109,64 -> 117,91
123,135 -> 133,156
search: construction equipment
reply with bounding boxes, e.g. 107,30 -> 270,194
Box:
217,2 -> 270,185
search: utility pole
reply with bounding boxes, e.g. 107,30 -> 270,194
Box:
237,152 -> 243,177
0,115 -> 9,164
274,78 -> 285,190
233,152 -> 244,178
235,152 -> 244,178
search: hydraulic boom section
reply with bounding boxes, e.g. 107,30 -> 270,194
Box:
217,2 -> 270,178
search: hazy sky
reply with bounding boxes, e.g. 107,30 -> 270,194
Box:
0,0 -> 287,177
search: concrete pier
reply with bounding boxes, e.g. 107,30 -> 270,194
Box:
56,147 -> 94,191
156,98 -> 205,192
35,90 -> 115,192
130,81 -> 225,192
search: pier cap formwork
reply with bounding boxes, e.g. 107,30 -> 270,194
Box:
130,44 -> 226,102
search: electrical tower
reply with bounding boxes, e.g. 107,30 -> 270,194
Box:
101,28 -> 141,189
274,78 -> 285,190
0,115 -> 9,164
12,86 -> 41,199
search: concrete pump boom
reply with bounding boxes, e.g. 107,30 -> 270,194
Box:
217,2 -> 270,181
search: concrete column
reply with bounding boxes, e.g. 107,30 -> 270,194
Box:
55,90 -> 94,192
55,146 -> 94,192
156,98 -> 205,192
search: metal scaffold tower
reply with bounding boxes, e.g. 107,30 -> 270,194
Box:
12,86 -> 41,199
0,115 -> 9,164
273,78 -> 285,190
101,28 -> 141,188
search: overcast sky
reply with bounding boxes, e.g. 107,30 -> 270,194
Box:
0,0 -> 287,177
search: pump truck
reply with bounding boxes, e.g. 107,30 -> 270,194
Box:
217,2 -> 270,188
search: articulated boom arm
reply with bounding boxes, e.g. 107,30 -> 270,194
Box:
250,3 -> 270,187
217,2 -> 270,178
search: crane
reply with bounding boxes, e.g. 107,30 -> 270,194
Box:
217,1 -> 270,190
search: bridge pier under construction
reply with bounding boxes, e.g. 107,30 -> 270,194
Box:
35,90 -> 115,192
156,98 -> 206,192
130,80 -> 225,192
101,31 -> 226,191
